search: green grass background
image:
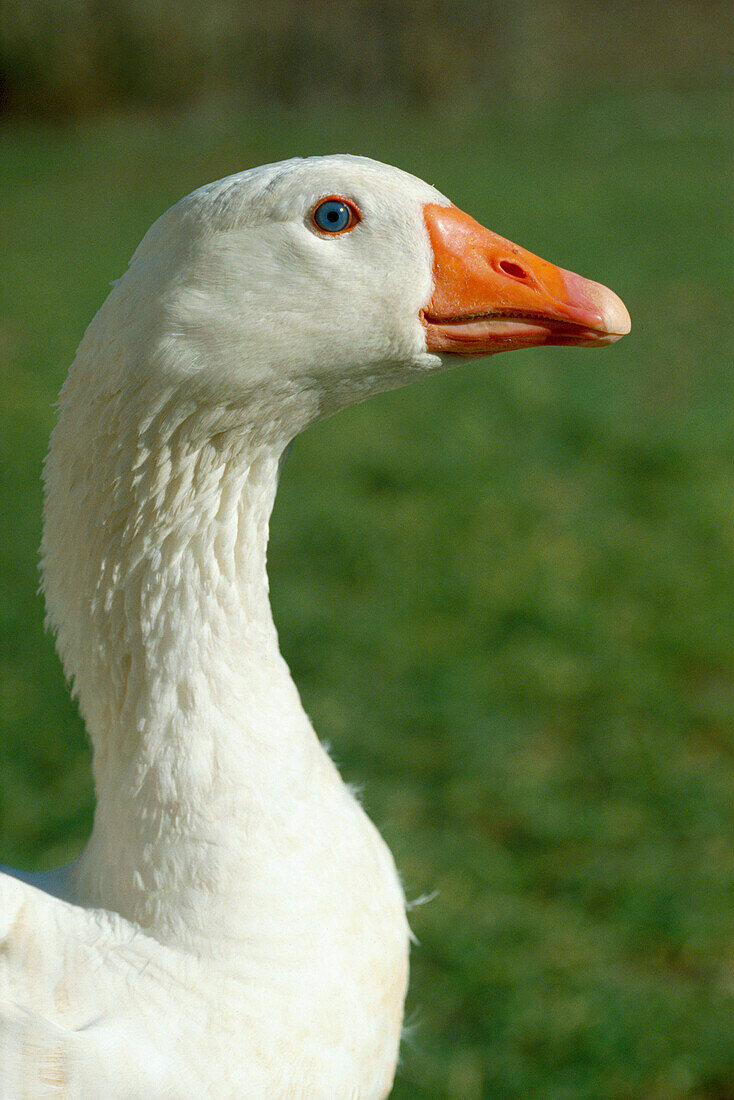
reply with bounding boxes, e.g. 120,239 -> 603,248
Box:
0,92 -> 732,1097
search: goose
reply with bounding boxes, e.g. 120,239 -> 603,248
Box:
0,154 -> 630,1098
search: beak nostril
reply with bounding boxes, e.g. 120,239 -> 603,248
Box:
498,259 -> 528,280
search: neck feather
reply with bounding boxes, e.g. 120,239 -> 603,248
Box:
42,368 -> 325,939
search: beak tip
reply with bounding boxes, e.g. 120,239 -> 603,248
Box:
588,280 -> 632,339
559,268 -> 631,339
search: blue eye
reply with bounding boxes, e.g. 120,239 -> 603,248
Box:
311,197 -> 360,234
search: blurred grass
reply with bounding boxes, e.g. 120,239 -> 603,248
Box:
0,91 -> 732,1098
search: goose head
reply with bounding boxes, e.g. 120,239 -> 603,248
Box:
108,154 -> 629,446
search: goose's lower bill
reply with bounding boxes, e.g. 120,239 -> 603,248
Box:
421,202 -> 631,356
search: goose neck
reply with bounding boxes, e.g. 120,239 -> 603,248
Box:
43,392 -> 323,932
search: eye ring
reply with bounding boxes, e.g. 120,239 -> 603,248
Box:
310,195 -> 361,236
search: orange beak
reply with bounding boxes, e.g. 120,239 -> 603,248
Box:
421,203 -> 631,357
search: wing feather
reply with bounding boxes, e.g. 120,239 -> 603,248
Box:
0,873 -> 178,1097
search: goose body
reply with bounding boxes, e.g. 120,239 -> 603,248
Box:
0,155 -> 629,1097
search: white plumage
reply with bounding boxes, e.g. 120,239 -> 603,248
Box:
0,154 -> 629,1098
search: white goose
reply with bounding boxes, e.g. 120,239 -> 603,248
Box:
0,155 -> 630,1098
